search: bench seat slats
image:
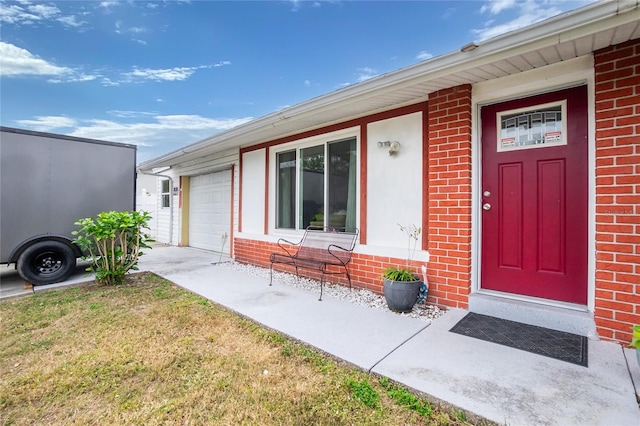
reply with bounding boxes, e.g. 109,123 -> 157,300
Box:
269,227 -> 359,300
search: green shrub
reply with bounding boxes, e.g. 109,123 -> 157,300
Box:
73,211 -> 153,285
631,324 -> 640,349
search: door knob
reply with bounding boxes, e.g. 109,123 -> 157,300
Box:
483,203 -> 492,211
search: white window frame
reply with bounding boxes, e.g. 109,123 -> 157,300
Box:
497,100 -> 567,152
160,179 -> 170,208
271,129 -> 360,233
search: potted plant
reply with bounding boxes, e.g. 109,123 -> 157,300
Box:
382,224 -> 425,313
631,324 -> 640,366
309,211 -> 324,228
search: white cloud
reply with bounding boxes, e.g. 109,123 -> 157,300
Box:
0,3 -> 42,24
124,66 -> 199,82
57,15 -> 87,28
48,73 -> 100,84
356,67 -> 377,82
0,43 -> 104,83
0,2 -> 86,29
69,115 -> 254,161
473,0 -> 566,41
335,65 -> 381,89
27,4 -> 61,19
107,110 -> 157,118
15,113 -> 254,162
0,42 -> 71,77
441,7 -> 457,19
289,0 -> 302,12
15,116 -> 77,131
99,1 -> 120,10
416,51 -> 433,61
100,77 -> 120,87
115,20 -> 147,35
122,64 -> 229,83
480,0 -> 518,15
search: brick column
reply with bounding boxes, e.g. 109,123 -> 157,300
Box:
427,85 -> 473,309
594,39 -> 640,343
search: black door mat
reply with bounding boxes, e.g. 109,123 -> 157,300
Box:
450,312 -> 588,367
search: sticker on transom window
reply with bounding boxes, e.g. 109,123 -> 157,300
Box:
497,100 -> 567,152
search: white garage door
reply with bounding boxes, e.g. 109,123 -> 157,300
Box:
189,171 -> 231,254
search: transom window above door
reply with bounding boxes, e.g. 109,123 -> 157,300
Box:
276,137 -> 357,231
497,100 -> 567,152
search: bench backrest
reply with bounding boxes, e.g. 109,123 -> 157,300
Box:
296,227 -> 359,264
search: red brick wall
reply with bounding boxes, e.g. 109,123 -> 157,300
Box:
426,85 -> 473,309
594,39 -> 640,343
234,238 -> 433,300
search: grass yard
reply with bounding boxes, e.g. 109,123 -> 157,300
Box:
0,273 -> 483,425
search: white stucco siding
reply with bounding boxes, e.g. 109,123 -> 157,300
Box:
241,149 -> 266,234
366,112 -> 423,251
135,174 -> 158,238
154,175 -> 177,245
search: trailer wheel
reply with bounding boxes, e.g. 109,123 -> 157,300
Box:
16,241 -> 76,285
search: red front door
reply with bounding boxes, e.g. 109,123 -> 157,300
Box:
481,86 -> 588,304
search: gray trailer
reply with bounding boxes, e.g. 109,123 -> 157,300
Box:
0,126 -> 136,285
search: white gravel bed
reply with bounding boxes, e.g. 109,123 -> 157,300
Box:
220,261 -> 445,323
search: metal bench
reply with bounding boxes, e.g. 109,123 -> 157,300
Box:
269,227 -> 359,301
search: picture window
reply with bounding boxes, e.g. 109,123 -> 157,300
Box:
276,137 -> 357,231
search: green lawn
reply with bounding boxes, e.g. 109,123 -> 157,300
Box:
0,273 -> 487,425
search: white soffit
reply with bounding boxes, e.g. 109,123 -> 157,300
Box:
139,0 -> 640,171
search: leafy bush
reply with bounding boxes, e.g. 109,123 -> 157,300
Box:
73,211 -> 153,285
631,324 -> 640,349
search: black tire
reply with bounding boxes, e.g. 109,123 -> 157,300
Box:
16,241 -> 77,285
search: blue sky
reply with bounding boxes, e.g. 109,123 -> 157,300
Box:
1,0 -> 593,163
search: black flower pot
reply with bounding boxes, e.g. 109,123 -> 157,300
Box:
383,278 -> 421,313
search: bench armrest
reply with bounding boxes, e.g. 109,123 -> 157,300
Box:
276,237 -> 301,257
327,243 -> 354,264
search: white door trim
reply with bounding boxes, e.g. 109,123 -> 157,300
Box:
470,56 -> 596,312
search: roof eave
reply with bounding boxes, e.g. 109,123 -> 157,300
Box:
138,0 -> 639,172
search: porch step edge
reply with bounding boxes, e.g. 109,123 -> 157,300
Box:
468,293 -> 598,339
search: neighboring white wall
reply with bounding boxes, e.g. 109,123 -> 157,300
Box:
366,112 -> 423,252
135,174 -> 158,238
154,175 -> 175,245
155,148 -> 239,247
241,149 -> 266,234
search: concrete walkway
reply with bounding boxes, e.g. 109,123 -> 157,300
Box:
3,244 -> 639,425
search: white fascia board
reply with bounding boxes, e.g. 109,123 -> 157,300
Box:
138,0 -> 637,172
